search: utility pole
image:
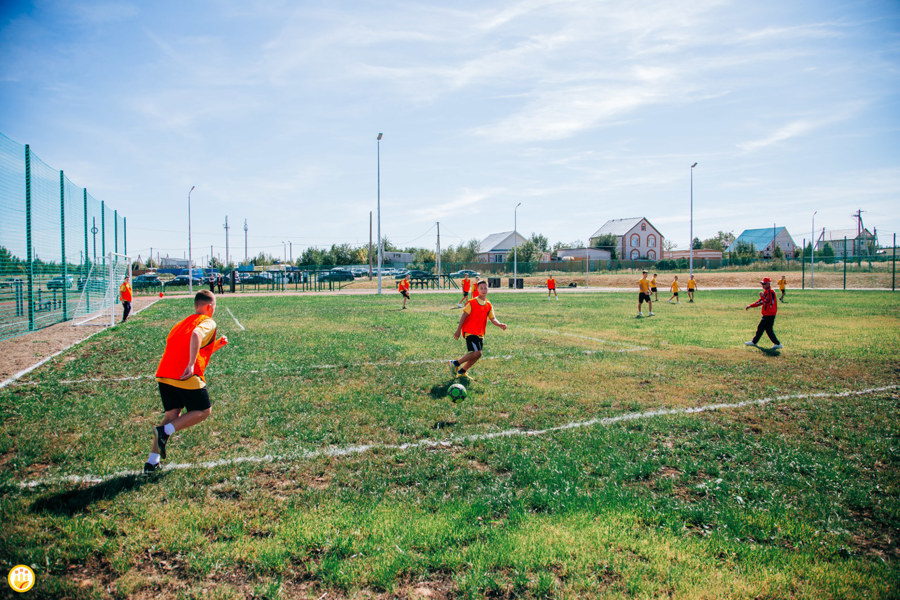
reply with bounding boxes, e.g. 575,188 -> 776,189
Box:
436,221 -> 441,289
223,215 -> 230,267
369,211 -> 373,278
243,219 -> 248,263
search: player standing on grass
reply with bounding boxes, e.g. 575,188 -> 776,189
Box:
457,274 -> 472,308
119,275 -> 132,323
398,274 -> 411,309
450,280 -> 506,379
668,276 -> 680,304
651,273 -> 659,301
144,290 -> 228,474
547,274 -> 558,299
778,275 -> 787,302
745,277 -> 782,350
687,275 -> 697,302
637,270 -> 654,317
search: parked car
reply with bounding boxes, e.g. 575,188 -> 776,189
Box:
133,273 -> 161,289
47,275 -> 74,290
0,277 -> 23,289
164,275 -> 204,287
397,269 -> 436,281
450,270 -> 480,278
318,269 -> 354,282
242,272 -> 275,284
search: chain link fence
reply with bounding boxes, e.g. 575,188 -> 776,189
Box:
0,132 -> 127,341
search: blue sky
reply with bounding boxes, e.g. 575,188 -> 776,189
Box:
1,0 -> 898,264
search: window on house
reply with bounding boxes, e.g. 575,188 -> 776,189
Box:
648,250 -> 656,260
648,235 -> 656,247
630,234 -> 640,247
641,223 -> 646,231
630,249 -> 640,259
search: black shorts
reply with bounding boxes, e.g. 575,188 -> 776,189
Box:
639,292 -> 651,303
465,334 -> 484,353
673,292 -> 679,297
650,287 -> 657,293
159,382 -> 211,413
400,290 -> 410,299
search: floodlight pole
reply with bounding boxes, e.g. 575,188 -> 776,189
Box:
377,133 -> 383,294
188,185 -> 195,295
690,162 -> 698,278
514,202 -> 522,288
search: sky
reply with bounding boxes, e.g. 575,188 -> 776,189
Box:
1,0 -> 898,265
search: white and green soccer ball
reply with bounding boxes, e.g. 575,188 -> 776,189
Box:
448,382 -> 467,402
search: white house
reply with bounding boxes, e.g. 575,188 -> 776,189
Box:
589,218 -> 664,260
816,228 -> 875,257
476,231 -> 529,263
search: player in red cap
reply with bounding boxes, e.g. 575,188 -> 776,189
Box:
744,277 -> 782,350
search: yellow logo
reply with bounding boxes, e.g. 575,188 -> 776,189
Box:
8,565 -> 35,593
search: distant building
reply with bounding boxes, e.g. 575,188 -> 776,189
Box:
816,228 -> 875,257
589,217 -> 664,260
726,227 -> 796,258
556,248 -> 611,261
160,256 -> 191,269
476,231 -> 529,263
664,249 -> 723,260
383,251 -> 414,265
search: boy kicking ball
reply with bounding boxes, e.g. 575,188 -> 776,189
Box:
144,290 -> 228,474
449,280 -> 506,379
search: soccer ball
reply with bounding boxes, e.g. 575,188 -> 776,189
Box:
448,382 -> 467,402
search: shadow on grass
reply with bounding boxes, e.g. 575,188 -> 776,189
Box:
753,347 -> 782,357
429,380 -> 455,399
30,473 -> 166,516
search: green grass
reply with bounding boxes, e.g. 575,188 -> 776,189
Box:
0,289 -> 898,598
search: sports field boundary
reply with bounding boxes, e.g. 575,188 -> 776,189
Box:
14,384 -> 898,490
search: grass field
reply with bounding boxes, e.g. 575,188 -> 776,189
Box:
1,289 -> 898,599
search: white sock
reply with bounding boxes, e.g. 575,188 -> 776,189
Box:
147,453 -> 160,465
163,423 -> 176,436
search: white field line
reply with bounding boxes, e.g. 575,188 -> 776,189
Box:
525,327 -> 648,352
0,297 -> 163,391
15,385 -> 898,489
225,306 -> 245,331
3,347 -> 632,387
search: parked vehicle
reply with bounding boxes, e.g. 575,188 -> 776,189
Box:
0,277 -> 23,289
397,269 -> 435,281
47,275 -> 74,290
164,275 -> 204,287
133,273 -> 161,289
450,270 -> 480,278
242,272 -> 275,284
318,269 -> 354,282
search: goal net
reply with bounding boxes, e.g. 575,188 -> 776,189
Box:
72,252 -> 132,327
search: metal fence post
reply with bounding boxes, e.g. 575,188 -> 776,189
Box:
60,170 -> 68,319
25,144 -> 34,331
893,233 -> 896,292
101,200 -> 105,259
801,238 -> 806,290
114,209 -> 118,254
124,216 -> 127,256
843,236 -> 847,290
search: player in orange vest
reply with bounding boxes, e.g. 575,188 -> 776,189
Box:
547,275 -> 558,299
457,275 -> 472,308
119,275 -> 133,322
398,274 -> 411,309
449,280 -> 506,379
144,289 -> 228,473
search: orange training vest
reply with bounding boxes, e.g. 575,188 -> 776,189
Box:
461,298 -> 493,337
155,314 -> 224,382
547,278 -> 555,290
462,278 -> 471,292
399,279 -> 409,292
120,282 -> 132,302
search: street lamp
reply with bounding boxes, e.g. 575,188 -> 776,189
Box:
188,185 -> 195,295
690,162 -> 698,278
811,210 -> 817,288
513,202 -> 522,288
377,133 -> 383,294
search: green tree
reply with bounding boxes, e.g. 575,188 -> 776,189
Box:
701,231 -> 735,252
530,233 -> 550,253
515,239 -> 539,263
821,242 -> 835,263
591,234 -> 618,259
773,245 -> 784,259
692,237 -> 702,249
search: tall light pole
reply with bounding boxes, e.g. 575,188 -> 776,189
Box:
513,202 -> 522,288
811,210 -> 817,288
188,185 -> 195,295
377,133 -> 383,294
690,162 -> 698,278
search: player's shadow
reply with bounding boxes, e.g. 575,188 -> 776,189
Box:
429,381 -> 454,399
29,473 -> 165,516
758,347 -> 781,357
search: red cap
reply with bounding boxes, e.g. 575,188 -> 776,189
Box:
761,277 -> 772,284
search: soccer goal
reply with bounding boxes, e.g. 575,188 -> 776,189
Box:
72,252 -> 132,327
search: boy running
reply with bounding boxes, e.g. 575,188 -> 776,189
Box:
119,275 -> 132,323
745,277 -> 781,350
457,275 -> 472,308
637,270 -> 654,317
450,280 -> 507,379
687,276 -> 697,302
547,275 -> 558,299
778,275 -> 787,302
651,273 -> 659,301
398,274 -> 411,309
668,276 -> 680,303
145,290 -> 228,473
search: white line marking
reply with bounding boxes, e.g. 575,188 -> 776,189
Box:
15,385 -> 898,489
0,297 -> 163,390
525,327 -> 648,351
225,306 -> 245,331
